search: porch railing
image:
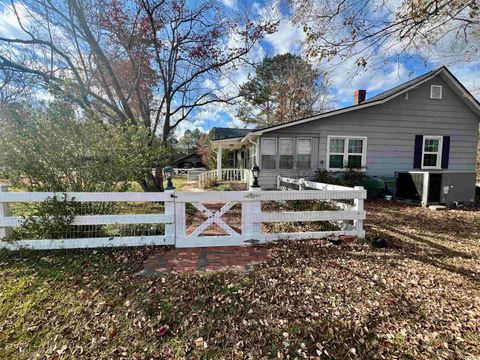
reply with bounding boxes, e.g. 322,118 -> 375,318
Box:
199,168 -> 251,187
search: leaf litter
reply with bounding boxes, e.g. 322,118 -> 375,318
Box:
0,200 -> 479,359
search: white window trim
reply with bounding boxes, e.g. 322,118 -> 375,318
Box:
421,135 -> 443,169
278,137 -> 295,169
430,85 -> 443,99
326,135 -> 368,171
260,137 -> 277,169
296,137 -> 313,169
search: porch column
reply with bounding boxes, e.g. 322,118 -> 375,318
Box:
217,145 -> 222,179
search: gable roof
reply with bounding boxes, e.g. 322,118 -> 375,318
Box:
171,152 -> 202,164
209,127 -> 252,140
250,66 -> 480,136
364,69 -> 437,103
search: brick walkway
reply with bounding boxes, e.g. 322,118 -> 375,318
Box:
140,246 -> 270,275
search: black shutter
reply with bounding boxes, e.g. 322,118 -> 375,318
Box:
413,135 -> 423,169
441,136 -> 450,169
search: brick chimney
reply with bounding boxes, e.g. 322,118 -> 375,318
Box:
354,90 -> 367,105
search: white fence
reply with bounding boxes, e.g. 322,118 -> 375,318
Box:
198,168 -> 251,187
172,167 -> 205,177
277,175 -> 365,228
0,189 -> 175,250
0,184 -> 366,250
277,175 -> 355,192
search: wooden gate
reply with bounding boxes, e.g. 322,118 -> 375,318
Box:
173,191 -> 258,248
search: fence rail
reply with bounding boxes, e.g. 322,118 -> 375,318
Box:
0,182 -> 366,250
0,187 -> 175,250
277,175 -> 365,230
172,167 -> 205,177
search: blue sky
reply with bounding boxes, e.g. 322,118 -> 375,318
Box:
1,0 -> 479,135
179,0 -> 480,134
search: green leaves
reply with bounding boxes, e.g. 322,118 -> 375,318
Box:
0,102 -> 161,192
237,53 -> 329,127
5,194 -> 76,241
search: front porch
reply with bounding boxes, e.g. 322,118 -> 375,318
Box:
199,135 -> 259,187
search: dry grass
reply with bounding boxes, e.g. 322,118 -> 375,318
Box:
0,200 -> 479,359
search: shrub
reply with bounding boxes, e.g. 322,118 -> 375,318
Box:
5,194 -> 76,241
202,178 -> 218,189
0,102 -> 160,192
340,167 -> 365,187
216,184 -> 233,191
312,169 -> 337,184
214,183 -> 247,191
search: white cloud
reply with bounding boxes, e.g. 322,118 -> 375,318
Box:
448,62 -> 480,100
0,3 -> 31,39
264,18 -> 305,54
220,0 -> 236,9
323,55 -> 413,106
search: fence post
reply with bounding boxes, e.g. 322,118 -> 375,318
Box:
299,178 -> 305,190
164,189 -> 176,245
353,186 -> 365,238
245,186 -> 262,243
277,175 -> 281,190
0,184 -> 11,240
174,196 -> 186,248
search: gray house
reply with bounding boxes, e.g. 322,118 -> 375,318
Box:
209,67 -> 480,205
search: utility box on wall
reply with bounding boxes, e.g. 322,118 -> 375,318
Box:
395,171 -> 476,206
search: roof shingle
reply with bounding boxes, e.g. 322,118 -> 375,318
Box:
209,127 -> 252,140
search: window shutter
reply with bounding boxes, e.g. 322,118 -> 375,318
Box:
413,135 -> 423,168
441,136 -> 450,169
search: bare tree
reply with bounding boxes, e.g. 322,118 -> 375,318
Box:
0,0 -> 276,189
290,0 -> 480,67
0,69 -> 33,108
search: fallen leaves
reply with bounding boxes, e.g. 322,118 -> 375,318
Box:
0,201 -> 479,359
157,325 -> 169,337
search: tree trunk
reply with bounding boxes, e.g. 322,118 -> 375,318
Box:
139,170 -> 163,192
155,167 -> 164,191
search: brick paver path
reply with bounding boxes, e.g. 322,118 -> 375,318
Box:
140,246 -> 270,275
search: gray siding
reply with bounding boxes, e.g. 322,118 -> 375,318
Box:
258,75 -> 479,188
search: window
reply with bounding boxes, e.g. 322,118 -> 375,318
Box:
279,138 -> 294,169
297,138 -> 312,169
422,136 -> 442,169
261,138 -> 276,169
327,136 -> 367,170
430,85 -> 442,99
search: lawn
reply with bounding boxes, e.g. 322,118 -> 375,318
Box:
125,176 -> 189,192
0,201 -> 479,359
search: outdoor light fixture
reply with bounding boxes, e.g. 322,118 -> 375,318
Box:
251,165 -> 260,188
163,166 -> 175,190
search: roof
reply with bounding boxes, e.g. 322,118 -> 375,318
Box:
364,69 -> 437,103
248,66 -> 480,135
209,127 -> 252,140
171,152 -> 202,163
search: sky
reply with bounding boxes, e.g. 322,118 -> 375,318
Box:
1,0 -> 479,136
177,0 -> 480,134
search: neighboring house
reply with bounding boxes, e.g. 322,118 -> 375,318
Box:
209,66 -> 480,205
171,153 -> 204,168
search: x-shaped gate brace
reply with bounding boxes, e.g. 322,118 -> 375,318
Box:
188,201 -> 240,238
